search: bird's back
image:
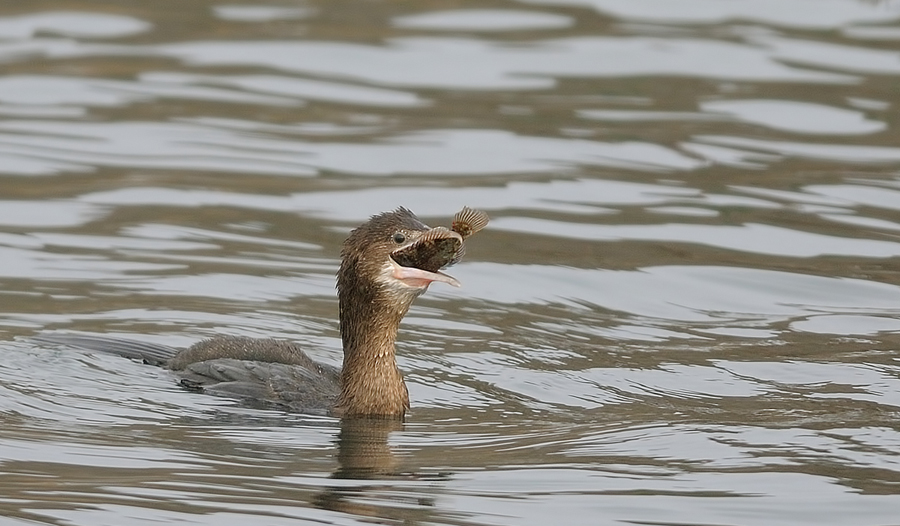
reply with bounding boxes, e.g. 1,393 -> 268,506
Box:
34,333 -> 341,414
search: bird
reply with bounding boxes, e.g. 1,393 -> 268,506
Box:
35,207 -> 489,418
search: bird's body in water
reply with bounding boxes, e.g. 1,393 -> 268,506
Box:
36,207 -> 489,418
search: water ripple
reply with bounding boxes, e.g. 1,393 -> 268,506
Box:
393,9 -> 574,32
520,0 -> 900,29
0,123 -> 702,176
490,218 -> 900,258
452,264 -> 900,323
0,11 -> 149,39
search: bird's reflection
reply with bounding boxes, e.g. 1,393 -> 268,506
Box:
333,416 -> 402,479
313,417 -> 440,522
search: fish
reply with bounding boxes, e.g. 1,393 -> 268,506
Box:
390,207 -> 490,273
391,227 -> 461,273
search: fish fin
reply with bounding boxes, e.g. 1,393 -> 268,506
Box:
451,207 -> 490,238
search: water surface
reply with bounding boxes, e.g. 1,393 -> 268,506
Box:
1,1 -> 900,525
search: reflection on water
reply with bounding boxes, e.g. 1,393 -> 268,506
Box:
393,9 -> 574,31
1,0 -> 900,525
522,0 -> 900,28
582,99 -> 888,135
0,11 -> 149,39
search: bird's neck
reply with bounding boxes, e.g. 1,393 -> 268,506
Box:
336,286 -> 411,417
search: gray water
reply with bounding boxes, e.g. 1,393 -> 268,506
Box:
1,1 -> 900,524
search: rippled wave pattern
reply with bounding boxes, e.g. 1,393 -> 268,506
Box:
1,1 -> 900,525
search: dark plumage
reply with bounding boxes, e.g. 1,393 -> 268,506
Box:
35,207 -> 487,418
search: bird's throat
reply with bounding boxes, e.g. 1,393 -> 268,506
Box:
336,293 -> 411,417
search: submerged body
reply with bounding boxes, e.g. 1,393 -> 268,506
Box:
36,207 -> 488,418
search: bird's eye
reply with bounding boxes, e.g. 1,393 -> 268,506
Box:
392,232 -> 406,244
